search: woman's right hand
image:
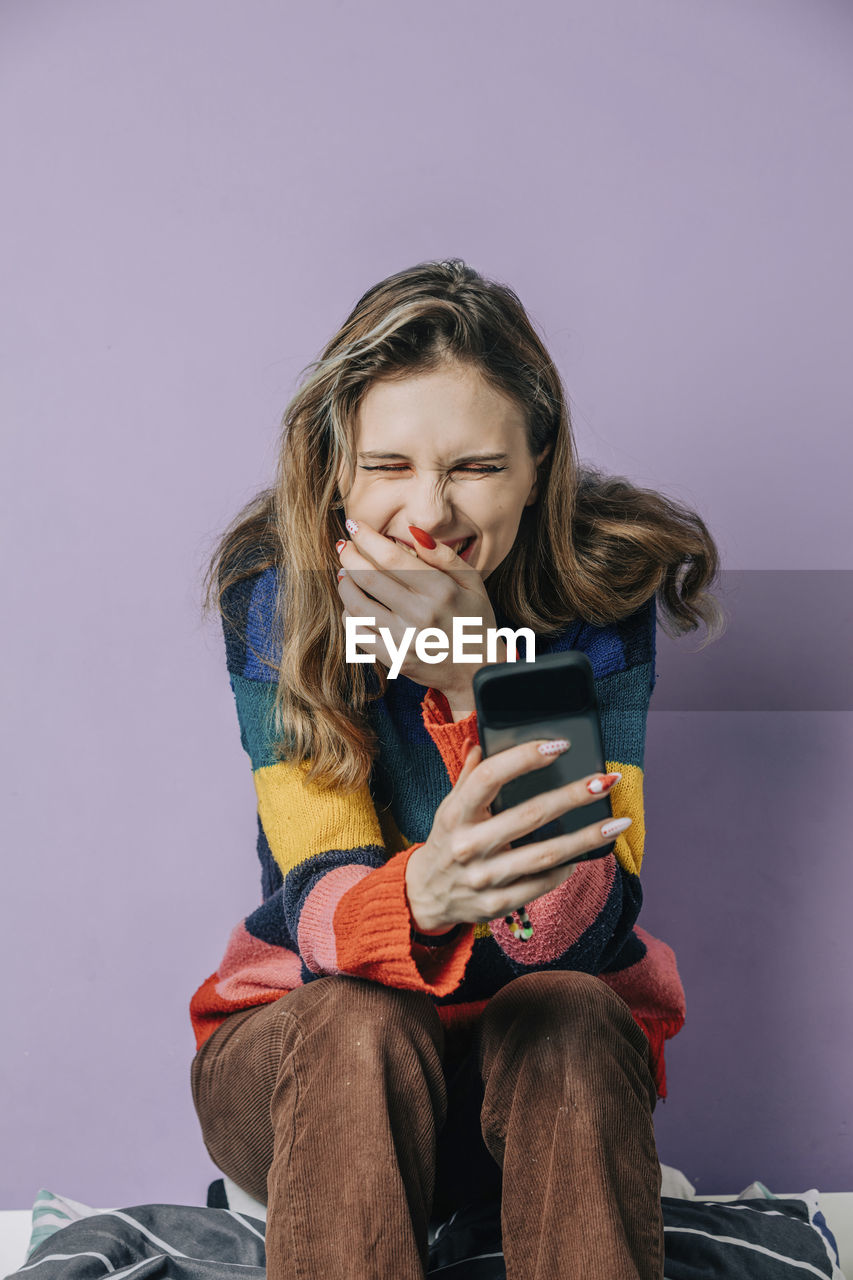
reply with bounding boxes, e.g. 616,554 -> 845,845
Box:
404,739 -> 627,935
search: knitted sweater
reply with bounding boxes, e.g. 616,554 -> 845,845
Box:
189,568 -> 686,1100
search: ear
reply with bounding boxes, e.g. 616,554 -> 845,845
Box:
524,442 -> 553,507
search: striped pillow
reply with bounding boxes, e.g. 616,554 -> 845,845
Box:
25,1189 -> 114,1261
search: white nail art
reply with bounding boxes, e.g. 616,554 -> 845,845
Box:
537,739 -> 570,756
600,816 -> 632,837
345,518 -> 359,536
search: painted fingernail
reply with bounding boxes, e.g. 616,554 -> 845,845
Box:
408,525 -> 436,549
537,739 -> 570,756
586,772 -> 622,794
337,568 -> 346,580
600,816 -> 632,838
335,539 -> 347,553
345,518 -> 359,536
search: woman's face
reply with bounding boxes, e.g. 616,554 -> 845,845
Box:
337,361 -> 549,579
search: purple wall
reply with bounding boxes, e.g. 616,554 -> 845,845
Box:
2,0 -> 852,1208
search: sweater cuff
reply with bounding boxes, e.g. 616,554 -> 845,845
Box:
333,844 -> 475,996
421,689 -> 480,785
411,923 -> 465,947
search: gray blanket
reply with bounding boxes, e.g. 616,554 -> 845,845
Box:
8,1195 -> 842,1279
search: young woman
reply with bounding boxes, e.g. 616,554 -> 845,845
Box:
189,259 -> 723,1280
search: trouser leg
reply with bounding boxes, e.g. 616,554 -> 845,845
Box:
190,975 -> 447,1280
477,970 -> 664,1280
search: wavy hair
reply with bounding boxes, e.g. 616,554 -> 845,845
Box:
200,259 -> 725,791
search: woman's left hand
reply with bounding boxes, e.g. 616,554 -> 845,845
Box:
335,518 -> 501,709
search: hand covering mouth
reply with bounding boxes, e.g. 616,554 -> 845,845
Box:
390,535 -> 475,557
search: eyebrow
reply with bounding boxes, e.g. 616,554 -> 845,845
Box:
357,450 -> 510,465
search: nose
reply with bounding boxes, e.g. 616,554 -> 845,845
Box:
404,472 -> 453,535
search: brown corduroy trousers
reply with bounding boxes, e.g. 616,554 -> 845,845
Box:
190,969 -> 664,1280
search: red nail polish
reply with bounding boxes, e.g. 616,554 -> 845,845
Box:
408,525 -> 436,549
335,539 -> 346,553
586,772 -> 622,795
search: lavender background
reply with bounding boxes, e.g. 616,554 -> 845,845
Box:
2,0 -> 851,1208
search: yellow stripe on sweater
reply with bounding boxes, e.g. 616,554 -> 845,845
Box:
605,760 -> 646,877
253,755 -> 645,886
253,759 -> 384,876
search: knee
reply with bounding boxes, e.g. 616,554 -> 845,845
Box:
479,970 -> 642,1073
282,975 -> 445,1058
487,969 -> 635,1028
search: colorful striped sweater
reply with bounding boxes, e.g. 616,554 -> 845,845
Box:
189,568 -> 686,1099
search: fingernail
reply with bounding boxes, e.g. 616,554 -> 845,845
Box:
337,568 -> 346,580
600,816 -> 632,838
408,524 -> 436,549
335,539 -> 347,553
345,518 -> 359,536
537,739 -> 570,756
586,772 -> 622,794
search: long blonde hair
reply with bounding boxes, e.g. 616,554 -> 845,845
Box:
201,259 -> 725,791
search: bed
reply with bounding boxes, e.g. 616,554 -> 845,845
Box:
1,1165 -> 850,1278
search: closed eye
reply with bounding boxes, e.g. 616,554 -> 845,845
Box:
359,464 -> 506,475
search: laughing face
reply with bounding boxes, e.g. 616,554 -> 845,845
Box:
337,361 -> 550,579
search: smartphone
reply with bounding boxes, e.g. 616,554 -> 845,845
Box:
472,650 -> 616,864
